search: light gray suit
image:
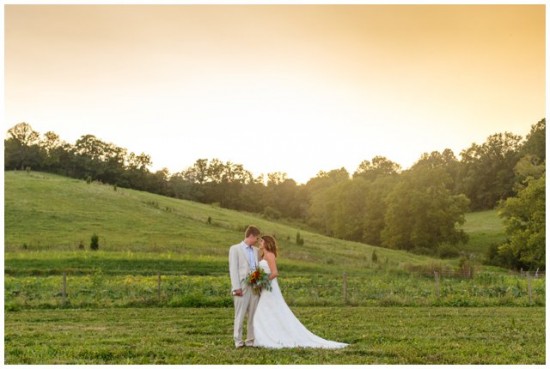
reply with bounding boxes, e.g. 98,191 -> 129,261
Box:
229,241 -> 260,347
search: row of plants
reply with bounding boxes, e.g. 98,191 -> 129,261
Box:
5,270 -> 544,311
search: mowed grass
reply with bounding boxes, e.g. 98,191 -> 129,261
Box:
461,210 -> 507,255
4,306 -> 544,364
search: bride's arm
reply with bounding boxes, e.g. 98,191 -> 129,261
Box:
265,253 -> 278,280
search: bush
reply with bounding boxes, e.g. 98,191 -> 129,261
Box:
296,232 -> 304,246
438,243 -> 460,259
90,233 -> 99,251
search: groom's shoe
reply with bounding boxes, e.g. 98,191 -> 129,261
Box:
235,342 -> 245,349
245,340 -> 255,347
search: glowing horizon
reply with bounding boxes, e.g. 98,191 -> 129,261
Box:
4,5 -> 545,184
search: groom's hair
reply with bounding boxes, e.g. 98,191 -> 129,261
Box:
245,225 -> 261,238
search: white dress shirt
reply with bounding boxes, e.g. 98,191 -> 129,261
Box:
242,241 -> 256,269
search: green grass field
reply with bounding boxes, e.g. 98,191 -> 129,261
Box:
4,171 -> 546,364
460,210 -> 508,255
4,307 -> 545,364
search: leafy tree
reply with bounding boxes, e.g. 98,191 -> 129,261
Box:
520,118 -> 545,162
147,168 -> 171,195
514,155 -> 545,184
498,166 -> 545,270
238,175 -> 266,213
362,176 -> 398,245
353,156 -> 401,180
5,122 -> 44,170
411,149 -> 460,192
458,132 -> 522,210
207,158 -> 225,184
39,131 -> 63,169
305,168 -> 350,193
166,172 -> 195,200
263,174 -> 305,219
327,179 -> 367,241
306,181 -> 340,235
382,167 -> 470,253
305,168 -> 350,234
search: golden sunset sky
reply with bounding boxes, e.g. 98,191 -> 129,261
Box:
4,3 -> 546,184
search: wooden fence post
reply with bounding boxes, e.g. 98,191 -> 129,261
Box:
158,272 -> 162,301
62,272 -> 67,305
527,272 -> 532,305
343,272 -> 348,305
434,271 -> 440,299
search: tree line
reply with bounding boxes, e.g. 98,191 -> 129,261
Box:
5,119 -> 545,270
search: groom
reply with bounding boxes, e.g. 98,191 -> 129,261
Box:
228,225 -> 261,348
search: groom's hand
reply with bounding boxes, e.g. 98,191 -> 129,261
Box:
232,289 -> 243,297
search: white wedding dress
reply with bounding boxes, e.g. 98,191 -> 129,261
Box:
253,259 -> 348,349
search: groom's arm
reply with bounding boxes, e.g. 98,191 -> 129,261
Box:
229,246 -> 243,296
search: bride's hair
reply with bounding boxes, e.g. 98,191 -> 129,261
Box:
261,235 -> 278,257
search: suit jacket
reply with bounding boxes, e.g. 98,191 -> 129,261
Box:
229,241 -> 260,293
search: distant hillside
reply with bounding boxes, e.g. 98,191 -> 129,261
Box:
4,171 -> 504,265
4,171 -> 459,271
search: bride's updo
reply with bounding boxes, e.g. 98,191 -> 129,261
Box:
261,235 -> 278,257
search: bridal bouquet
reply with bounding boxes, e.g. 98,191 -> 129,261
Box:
243,266 -> 272,295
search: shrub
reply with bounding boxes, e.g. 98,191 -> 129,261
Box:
296,232 -> 304,246
438,243 -> 460,259
372,250 -> 378,263
90,233 -> 99,251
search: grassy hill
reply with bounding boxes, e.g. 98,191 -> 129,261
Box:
5,170 -> 454,269
460,209 -> 507,254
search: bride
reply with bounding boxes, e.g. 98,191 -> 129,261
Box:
253,235 -> 348,349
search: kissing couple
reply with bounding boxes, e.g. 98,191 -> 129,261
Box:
228,225 -> 348,349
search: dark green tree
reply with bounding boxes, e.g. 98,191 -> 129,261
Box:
520,118 -> 545,162
4,122 -> 44,170
305,168 -> 349,234
382,167 -> 470,253
353,156 -> 401,180
498,165 -> 545,270
458,132 -> 522,210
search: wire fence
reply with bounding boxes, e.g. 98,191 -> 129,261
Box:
5,269 -> 545,311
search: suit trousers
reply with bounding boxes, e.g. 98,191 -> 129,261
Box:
233,289 -> 260,347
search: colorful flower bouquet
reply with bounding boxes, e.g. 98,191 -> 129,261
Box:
242,266 -> 272,295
